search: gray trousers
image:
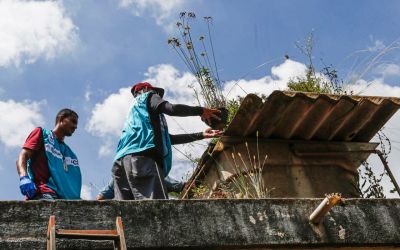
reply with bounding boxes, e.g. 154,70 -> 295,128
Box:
112,154 -> 168,200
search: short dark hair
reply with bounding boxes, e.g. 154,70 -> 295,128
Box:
55,108 -> 78,125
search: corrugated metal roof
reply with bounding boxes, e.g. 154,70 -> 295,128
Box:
181,91 -> 400,198
225,91 -> 400,142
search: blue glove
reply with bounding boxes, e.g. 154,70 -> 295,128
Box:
19,176 -> 37,199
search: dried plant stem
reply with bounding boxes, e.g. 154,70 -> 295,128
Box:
168,12 -> 225,108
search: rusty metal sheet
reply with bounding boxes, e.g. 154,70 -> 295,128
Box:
224,94 -> 263,136
255,91 -> 293,138
182,91 -> 400,198
353,99 -> 400,141
291,95 -> 335,140
226,90 -> 400,142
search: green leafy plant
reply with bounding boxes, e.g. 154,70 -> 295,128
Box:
168,12 -> 225,109
191,184 -> 210,199
226,96 -> 243,125
288,32 -> 346,94
287,67 -> 332,93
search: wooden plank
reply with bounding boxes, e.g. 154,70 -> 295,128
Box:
56,229 -> 119,239
116,216 -> 127,250
47,215 -> 56,250
47,215 -> 127,249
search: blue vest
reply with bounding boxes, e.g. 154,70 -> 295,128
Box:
114,92 -> 173,175
28,128 -> 82,199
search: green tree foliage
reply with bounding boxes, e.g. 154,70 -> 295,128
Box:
287,65 -> 332,93
287,32 -> 345,94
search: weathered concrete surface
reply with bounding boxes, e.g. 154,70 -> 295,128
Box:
0,199 -> 399,249
192,140 -> 378,198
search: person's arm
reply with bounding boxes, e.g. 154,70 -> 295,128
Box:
170,132 -> 204,145
164,176 -> 185,193
148,93 -> 202,116
160,102 -> 203,116
16,148 -> 37,199
148,93 -> 221,121
96,178 -> 115,200
17,127 -> 42,199
170,128 -> 223,145
16,148 -> 34,177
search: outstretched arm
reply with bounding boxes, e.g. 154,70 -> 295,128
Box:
170,128 -> 223,145
158,102 -> 203,116
170,132 -> 203,145
202,128 -> 223,138
149,94 -> 221,120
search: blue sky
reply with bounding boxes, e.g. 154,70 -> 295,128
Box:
1,0 -> 400,200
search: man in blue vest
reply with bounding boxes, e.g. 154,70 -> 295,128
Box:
16,109 -> 81,200
113,82 -> 222,200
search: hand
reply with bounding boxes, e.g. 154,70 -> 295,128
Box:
96,194 -> 105,201
19,176 -> 37,199
201,108 -> 221,125
203,128 -> 223,138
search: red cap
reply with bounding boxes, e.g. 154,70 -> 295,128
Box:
131,82 -> 164,97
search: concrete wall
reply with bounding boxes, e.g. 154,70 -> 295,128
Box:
0,199 -> 399,249
194,140 -> 378,198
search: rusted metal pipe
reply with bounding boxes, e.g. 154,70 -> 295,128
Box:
375,150 -> 400,196
309,193 -> 342,224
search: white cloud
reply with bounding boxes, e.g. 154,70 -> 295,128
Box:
350,78 -> 400,96
144,64 -> 199,104
0,0 -> 78,67
271,59 -> 307,82
377,64 -> 400,77
80,184 -> 93,200
98,138 -> 116,157
118,0 -> 185,30
86,87 -> 132,137
0,99 -> 45,148
84,84 -> 92,102
224,76 -> 277,99
224,59 -> 307,99
368,39 -> 385,52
